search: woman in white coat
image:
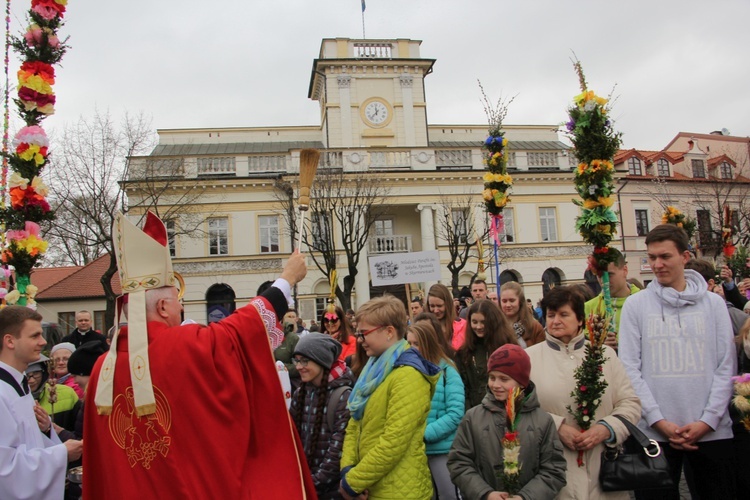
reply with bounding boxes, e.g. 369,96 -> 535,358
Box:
526,286 -> 641,500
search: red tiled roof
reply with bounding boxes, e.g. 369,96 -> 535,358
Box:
30,266 -> 81,294
707,154 -> 735,168
36,254 -> 121,300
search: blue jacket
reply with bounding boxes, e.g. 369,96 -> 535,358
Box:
425,359 -> 464,455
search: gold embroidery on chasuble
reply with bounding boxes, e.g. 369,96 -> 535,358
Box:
109,386 -> 172,469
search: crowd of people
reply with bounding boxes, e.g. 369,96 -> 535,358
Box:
2,220 -> 749,499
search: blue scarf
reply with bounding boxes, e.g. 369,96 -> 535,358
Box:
347,339 -> 409,421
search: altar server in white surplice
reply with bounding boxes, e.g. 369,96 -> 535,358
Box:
0,306 -> 82,500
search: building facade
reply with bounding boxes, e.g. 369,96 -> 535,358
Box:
124,37 -> 750,324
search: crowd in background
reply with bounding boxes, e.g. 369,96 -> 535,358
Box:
7,222 -> 749,499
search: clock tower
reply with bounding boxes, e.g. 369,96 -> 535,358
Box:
308,38 -> 435,149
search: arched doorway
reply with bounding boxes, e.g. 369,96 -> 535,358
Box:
500,269 -> 521,284
541,268 -> 563,297
206,283 -> 236,323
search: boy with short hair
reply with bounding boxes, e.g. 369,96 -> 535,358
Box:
448,344 -> 566,500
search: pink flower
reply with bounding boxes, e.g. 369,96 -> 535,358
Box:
24,25 -> 42,45
31,4 -> 59,20
25,221 -> 41,236
580,385 -> 587,392
6,230 -> 29,242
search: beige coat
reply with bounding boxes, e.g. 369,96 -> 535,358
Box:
526,332 -> 641,500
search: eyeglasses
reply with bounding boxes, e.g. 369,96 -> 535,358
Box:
323,317 -> 340,324
27,372 -> 42,379
354,325 -> 384,340
292,357 -> 310,367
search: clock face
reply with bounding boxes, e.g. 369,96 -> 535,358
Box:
364,101 -> 389,126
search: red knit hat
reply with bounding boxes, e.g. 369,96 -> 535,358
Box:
487,344 -> 531,388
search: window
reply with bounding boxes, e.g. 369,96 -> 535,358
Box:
374,219 -> 393,236
58,312 -> 75,332
691,159 -> 706,178
165,220 -> 176,257
451,209 -> 468,243
657,159 -> 670,177
628,157 -> 642,176
94,311 -> 106,333
720,162 -> 733,179
208,218 -> 229,255
635,209 -> 649,236
499,208 -> 515,243
259,215 -> 279,253
539,207 -> 558,242
696,209 -> 714,249
507,152 -> 517,167
312,212 -> 332,249
315,297 -> 327,320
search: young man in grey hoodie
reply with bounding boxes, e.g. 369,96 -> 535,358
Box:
619,224 -> 736,499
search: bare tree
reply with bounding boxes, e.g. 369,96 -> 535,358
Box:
44,110 -> 212,331
274,168 -> 390,311
43,111 -> 154,330
434,194 -> 489,295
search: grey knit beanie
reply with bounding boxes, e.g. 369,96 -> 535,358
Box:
293,333 -> 341,369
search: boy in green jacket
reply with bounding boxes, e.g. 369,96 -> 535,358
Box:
447,344 -> 566,500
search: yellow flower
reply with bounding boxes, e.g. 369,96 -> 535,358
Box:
583,199 -> 600,210
661,215 -> 668,224
503,174 -> 513,185
598,196 -> 614,208
502,138 -> 508,147
25,284 -> 39,299
482,189 -> 493,201
483,172 -> 494,182
596,224 -> 612,235
577,163 -> 587,175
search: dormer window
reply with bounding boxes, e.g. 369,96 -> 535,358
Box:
628,157 -> 642,176
657,158 -> 670,177
691,159 -> 706,178
720,162 -> 733,179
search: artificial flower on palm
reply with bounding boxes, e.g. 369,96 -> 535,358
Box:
564,60 -> 622,276
566,309 -> 610,467
499,386 -> 524,495
661,205 -> 696,241
732,373 -> 750,432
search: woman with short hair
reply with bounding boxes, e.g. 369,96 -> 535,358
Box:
339,296 -> 440,500
526,286 -> 641,499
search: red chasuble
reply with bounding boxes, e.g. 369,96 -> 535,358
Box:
83,297 -> 317,499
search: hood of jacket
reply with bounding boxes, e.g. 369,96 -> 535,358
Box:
480,381 -> 541,414
395,348 -> 441,393
647,269 -> 707,325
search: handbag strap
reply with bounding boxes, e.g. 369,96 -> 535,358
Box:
611,414 -> 652,449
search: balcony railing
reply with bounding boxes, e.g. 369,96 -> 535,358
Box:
369,235 -> 412,254
354,42 -> 392,59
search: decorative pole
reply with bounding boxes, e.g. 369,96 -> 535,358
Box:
478,81 -> 514,298
0,0 -> 67,308
564,60 -> 621,467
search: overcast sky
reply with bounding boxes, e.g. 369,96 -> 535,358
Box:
12,0 -> 749,151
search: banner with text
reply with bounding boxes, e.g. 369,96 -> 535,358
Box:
369,250 -> 442,286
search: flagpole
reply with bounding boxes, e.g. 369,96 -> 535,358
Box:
361,0 -> 366,38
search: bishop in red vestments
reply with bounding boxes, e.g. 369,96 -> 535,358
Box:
82,212 -> 316,499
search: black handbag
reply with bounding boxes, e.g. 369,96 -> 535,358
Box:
599,415 -> 674,492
